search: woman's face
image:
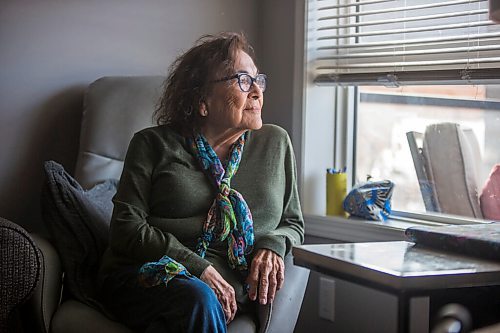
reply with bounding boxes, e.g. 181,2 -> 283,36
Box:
201,50 -> 264,134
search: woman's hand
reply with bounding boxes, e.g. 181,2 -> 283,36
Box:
246,249 -> 284,305
200,265 -> 237,323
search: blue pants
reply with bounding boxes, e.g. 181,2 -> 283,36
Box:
101,268 -> 227,333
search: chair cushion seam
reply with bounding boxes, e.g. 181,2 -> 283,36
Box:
79,151 -> 124,163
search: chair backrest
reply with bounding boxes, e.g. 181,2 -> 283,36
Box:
407,131 -> 439,212
407,122 -> 483,218
74,76 -> 165,189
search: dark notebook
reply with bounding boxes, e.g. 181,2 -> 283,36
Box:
405,222 -> 500,261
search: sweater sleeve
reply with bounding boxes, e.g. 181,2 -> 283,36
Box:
108,132 -> 211,277
254,132 -> 305,258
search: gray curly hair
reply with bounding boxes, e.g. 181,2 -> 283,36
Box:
154,32 -> 256,136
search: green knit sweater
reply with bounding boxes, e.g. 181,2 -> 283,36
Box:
99,123 -> 304,304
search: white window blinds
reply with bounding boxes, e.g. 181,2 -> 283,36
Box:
310,0 -> 500,85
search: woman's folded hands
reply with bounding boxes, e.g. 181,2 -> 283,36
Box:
200,248 -> 285,325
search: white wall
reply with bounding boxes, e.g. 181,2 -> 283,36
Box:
0,0 -> 259,233
257,0 -> 300,139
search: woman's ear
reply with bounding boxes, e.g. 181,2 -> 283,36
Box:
199,101 -> 208,117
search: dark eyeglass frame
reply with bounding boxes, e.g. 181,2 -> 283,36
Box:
212,73 -> 267,92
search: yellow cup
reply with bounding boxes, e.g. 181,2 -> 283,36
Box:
326,172 -> 347,217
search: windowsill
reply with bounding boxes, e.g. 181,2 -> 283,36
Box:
304,213 -> 445,243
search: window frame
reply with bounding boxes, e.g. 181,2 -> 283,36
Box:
355,84 -> 500,219
304,83 -> 495,243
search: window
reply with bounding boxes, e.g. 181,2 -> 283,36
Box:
303,0 -> 500,224
356,84 -> 500,219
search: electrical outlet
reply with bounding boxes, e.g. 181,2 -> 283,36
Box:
319,277 -> 336,322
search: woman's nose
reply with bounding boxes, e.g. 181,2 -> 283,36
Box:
248,82 -> 263,99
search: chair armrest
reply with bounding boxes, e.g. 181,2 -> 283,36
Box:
28,234 -> 64,333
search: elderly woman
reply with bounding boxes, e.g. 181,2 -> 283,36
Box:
98,32 -> 304,333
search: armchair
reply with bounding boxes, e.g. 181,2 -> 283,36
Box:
31,76 -> 309,333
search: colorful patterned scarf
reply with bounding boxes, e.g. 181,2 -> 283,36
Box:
191,132 -> 254,271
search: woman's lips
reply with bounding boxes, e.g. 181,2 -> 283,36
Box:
244,107 -> 261,112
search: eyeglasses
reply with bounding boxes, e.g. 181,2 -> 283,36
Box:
212,73 -> 267,92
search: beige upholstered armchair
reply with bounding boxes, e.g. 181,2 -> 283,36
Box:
30,76 -> 309,333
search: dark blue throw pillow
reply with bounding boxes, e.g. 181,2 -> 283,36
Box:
41,160 -> 117,310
